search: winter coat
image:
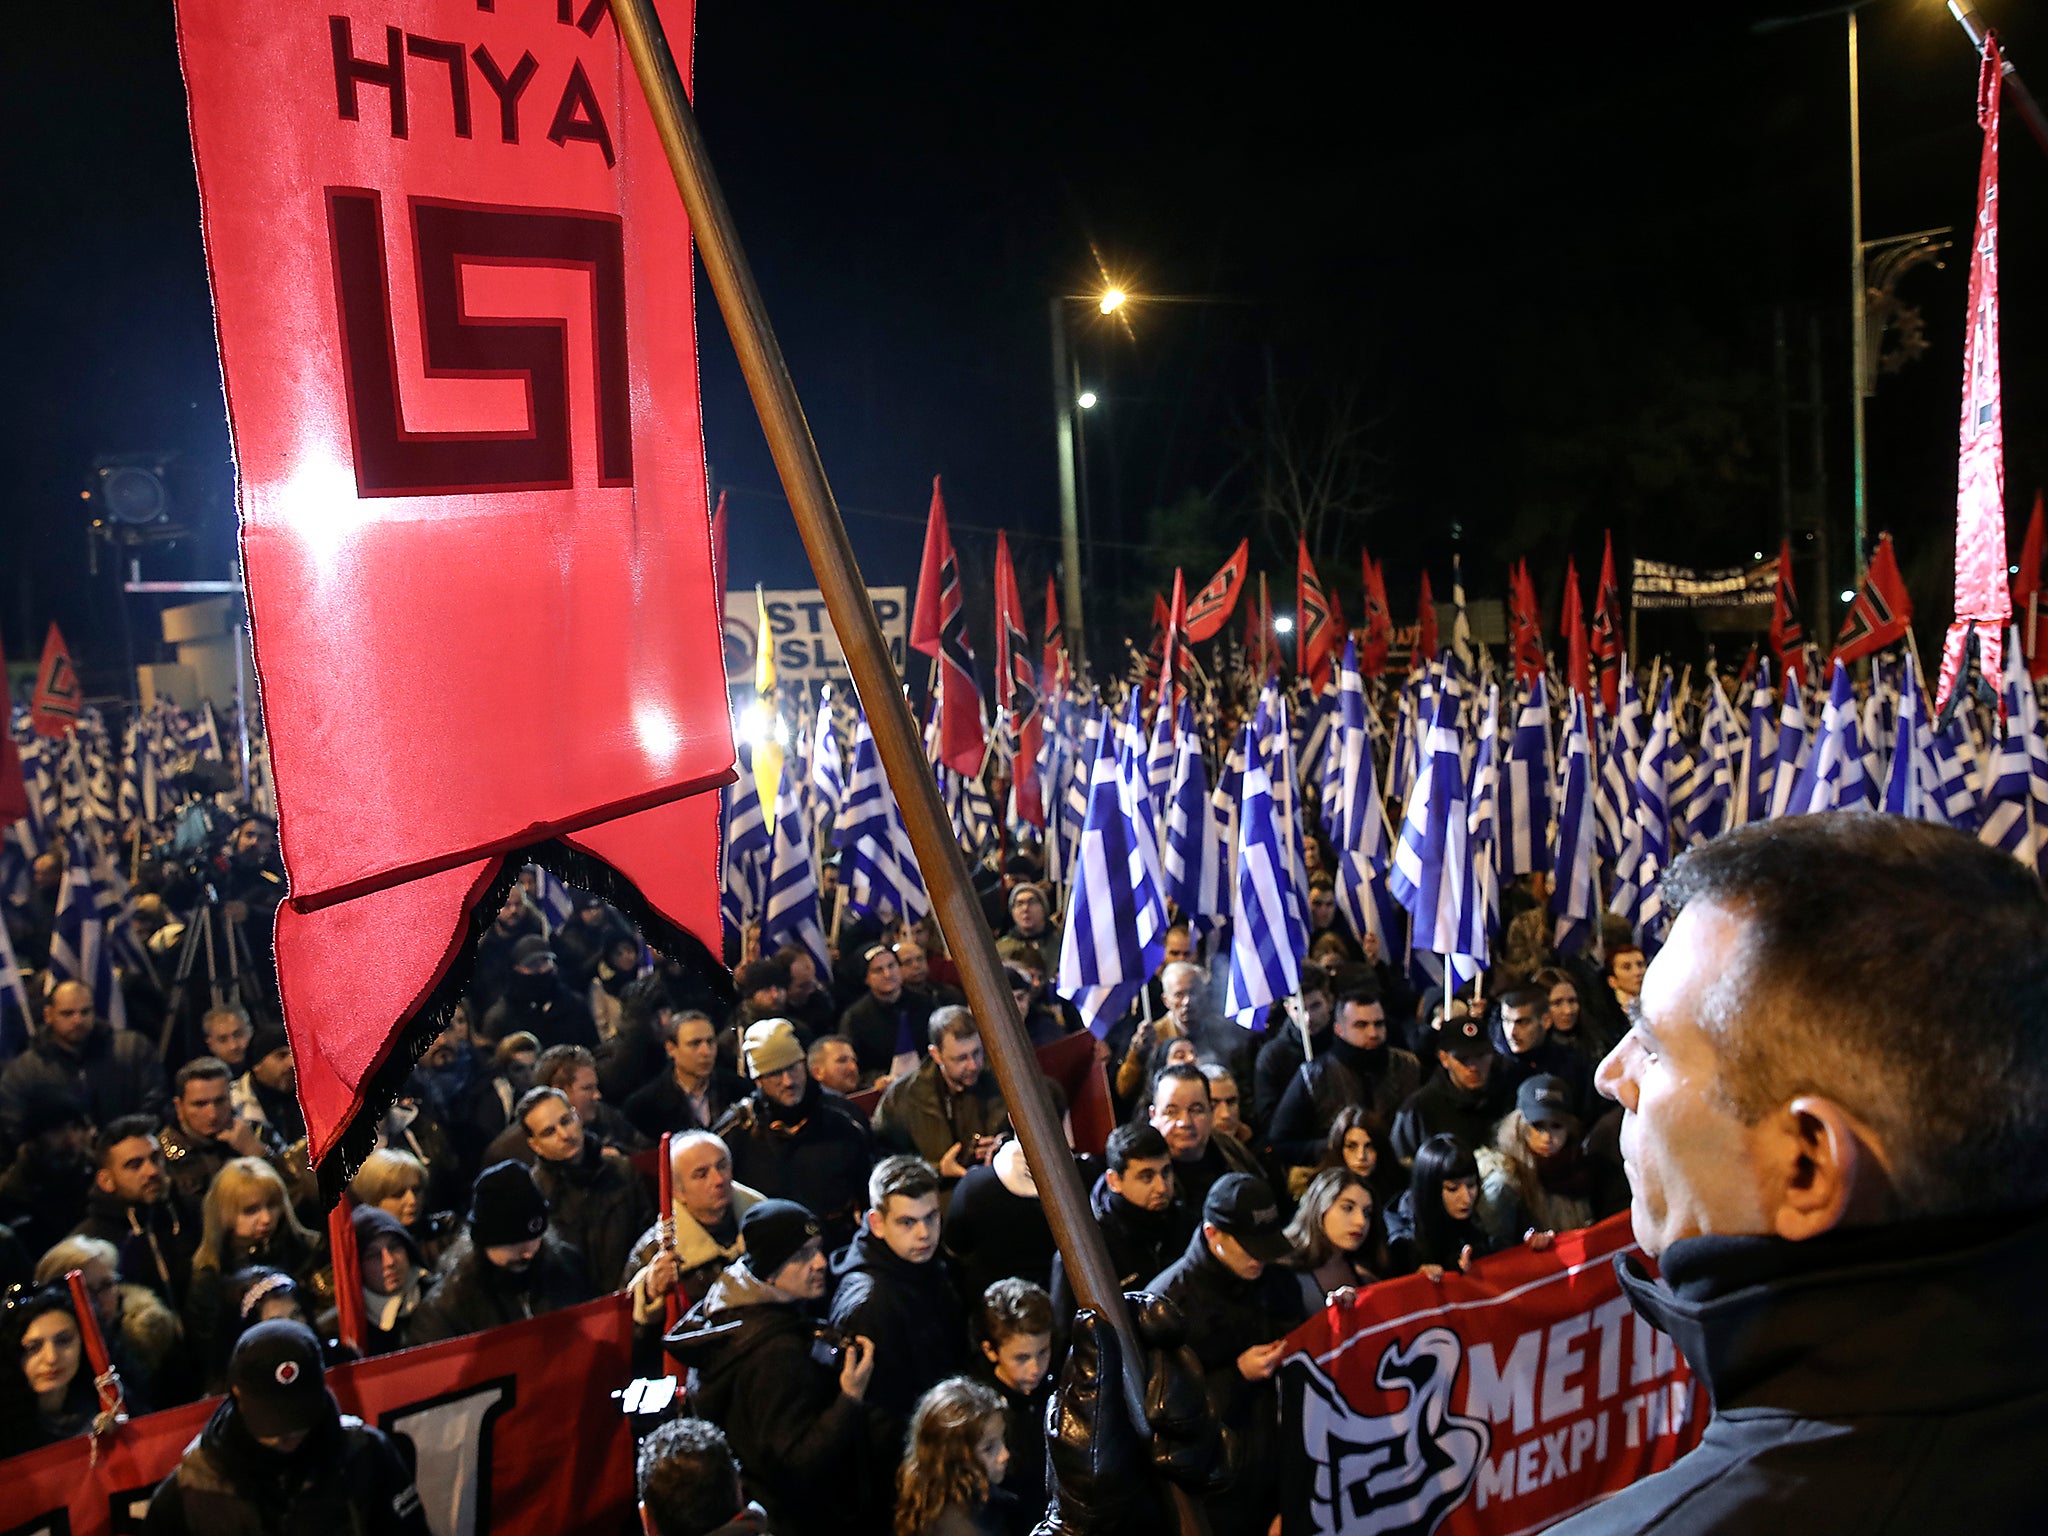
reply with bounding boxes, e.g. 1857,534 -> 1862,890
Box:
944,1151 -> 1055,1299
185,1225 -> 328,1387
403,1229 -> 594,1346
1548,1209 -> 2048,1536
1265,1038 -> 1421,1167
838,990 -> 934,1083
622,1065 -> 751,1142
623,1182 -> 764,1321
1475,1145 -> 1595,1248
0,1022 -> 167,1146
528,1138 -> 655,1296
827,1227 -> 968,1427
1381,1187 -> 1499,1276
139,1394 -> 429,1536
159,1119 -> 291,1211
1388,1070 -> 1517,1162
1047,1170 -> 1199,1331
0,1146 -> 96,1259
873,1059 -> 1012,1199
667,1263 -> 891,1536
715,1082 -> 875,1253
481,976 -> 599,1053
73,1188 -> 197,1313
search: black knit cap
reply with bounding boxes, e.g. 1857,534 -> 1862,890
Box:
741,1198 -> 821,1281
469,1160 -> 550,1247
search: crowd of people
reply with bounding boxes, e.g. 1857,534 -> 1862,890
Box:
0,800 -> 1652,1536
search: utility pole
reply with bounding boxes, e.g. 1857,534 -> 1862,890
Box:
1050,299 -> 1086,671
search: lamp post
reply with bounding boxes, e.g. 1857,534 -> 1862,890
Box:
1049,287 -> 1125,674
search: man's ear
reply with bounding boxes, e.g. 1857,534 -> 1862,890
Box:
1775,1095 -> 1892,1240
94,1167 -> 114,1196
865,1206 -> 884,1238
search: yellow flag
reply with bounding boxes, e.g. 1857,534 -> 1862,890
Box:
753,585 -> 783,823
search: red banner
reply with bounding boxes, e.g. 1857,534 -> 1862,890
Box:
3,1294 -> 634,1536
174,0 -> 732,1164
1279,1215 -> 1702,1536
30,622 -> 82,739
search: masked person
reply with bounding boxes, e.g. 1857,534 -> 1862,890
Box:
404,1161 -> 593,1345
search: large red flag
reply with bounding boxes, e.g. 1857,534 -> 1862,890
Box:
1938,35 -> 2011,713
1561,557 -> 1590,704
1768,538 -> 1809,688
992,532 -> 1043,827
1161,568 -> 1188,718
1511,561 -> 1546,685
1833,533 -> 1914,665
176,0 -> 732,1172
1358,552 -> 1394,678
1296,540 -> 1337,686
2014,491 -> 2047,676
908,477 -> 985,775
1184,538 -> 1249,643
1413,571 -> 1439,673
1589,532 -> 1623,712
29,623 -> 82,739
1042,574 -> 1069,691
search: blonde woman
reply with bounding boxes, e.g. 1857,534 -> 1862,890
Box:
350,1147 -> 460,1270
184,1157 -> 326,1380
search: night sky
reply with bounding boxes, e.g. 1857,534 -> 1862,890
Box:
5,1 -> 2044,688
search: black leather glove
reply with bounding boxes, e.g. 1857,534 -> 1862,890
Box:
1033,1292 -> 1235,1536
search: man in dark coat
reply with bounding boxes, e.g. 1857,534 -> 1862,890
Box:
404,1161 -> 594,1344
871,1006 -> 1010,1206
1489,984 -> 1598,1118
481,936 -> 598,1052
1048,1123 -> 1196,1323
0,981 -> 167,1147
1549,815 -> 2048,1534
0,1086 -> 96,1258
836,944 -> 933,1088
1146,1174 -> 1305,1536
623,1008 -> 749,1141
1265,984 -> 1420,1167
1389,1015 -> 1516,1162
715,1020 -> 875,1252
72,1114 -> 197,1312
141,1320 -> 428,1536
826,1156 -> 966,1432
518,1085 -> 655,1297
666,1200 -> 888,1536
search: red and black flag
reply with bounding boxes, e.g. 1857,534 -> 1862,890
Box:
1590,531 -> 1624,712
1296,538 -> 1337,686
1510,560 -> 1547,685
910,477 -> 985,776
1833,533 -> 1914,665
30,623 -> 82,739
992,531 -> 1038,721
1358,551 -> 1393,677
1768,538 -> 1808,688
2012,491 -> 2046,677
1561,557 -> 1590,705
1184,538 -> 1249,643
1412,571 -> 1439,673
1042,574 -> 1070,693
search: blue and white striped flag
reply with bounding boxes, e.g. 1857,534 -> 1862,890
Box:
1617,678 -> 1674,947
1674,676 -> 1736,846
834,712 -> 929,925
529,864 -> 577,933
762,762 -> 830,976
47,833 -> 126,1030
1056,696 -> 1170,1036
1780,663 -> 1873,817
1883,650 -> 1947,825
720,745 -> 773,950
808,683 -> 846,823
1766,670 -> 1811,820
1329,641 -> 1396,954
1390,663 -> 1469,961
1549,689 -> 1598,956
1730,660 -> 1777,828
1210,713 -> 1249,891
1452,683 -> 1502,983
1501,675 -> 1553,876
1594,664 -> 1643,867
1977,629 -> 2048,873
1162,699 -> 1227,936
1226,722 -> 1305,1025
1145,694 -> 1176,826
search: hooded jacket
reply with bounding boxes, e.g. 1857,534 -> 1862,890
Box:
1388,1068 -> 1517,1162
667,1263 -> 888,1536
826,1226 -> 967,1426
715,1081 -> 875,1252
1547,1209 -> 2048,1535
1048,1169 -> 1199,1339
138,1393 -> 429,1536
529,1136 -> 656,1296
72,1187 -> 197,1311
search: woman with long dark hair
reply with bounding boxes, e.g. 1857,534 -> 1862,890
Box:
1285,1168 -> 1388,1310
1385,1135 -> 1499,1280
1313,1106 -> 1407,1207
0,1286 -> 97,1458
894,1375 -> 1013,1536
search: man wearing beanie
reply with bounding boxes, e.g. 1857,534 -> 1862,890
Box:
716,1019 -> 874,1252
232,1022 -> 308,1145
667,1198 -> 886,1536
141,1319 -> 429,1534
404,1161 -> 594,1345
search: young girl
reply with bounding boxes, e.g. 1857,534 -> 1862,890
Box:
1316,1106 -> 1407,1208
1285,1168 -> 1388,1310
972,1279 -> 1054,1534
1386,1135 -> 1499,1280
185,1157 -> 326,1383
895,1376 -> 1012,1536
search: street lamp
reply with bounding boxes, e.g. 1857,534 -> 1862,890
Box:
1273,615 -> 1295,636
1050,284 -> 1126,671
1098,289 -> 1127,316
1077,390 -> 1098,410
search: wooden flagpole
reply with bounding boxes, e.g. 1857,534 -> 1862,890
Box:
609,7 -> 1200,1518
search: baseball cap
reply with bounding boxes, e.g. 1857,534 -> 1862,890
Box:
228,1319 -> 332,1440
1203,1173 -> 1292,1263
1517,1074 -> 1574,1127
1433,1015 -> 1495,1062
510,935 -> 555,968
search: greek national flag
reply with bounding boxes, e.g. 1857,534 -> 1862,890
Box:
1162,699 -> 1226,936
1767,671 -> 1811,820
720,746 -> 773,950
1056,694 -> 1169,1036
762,762 -> 830,975
1594,664 -> 1643,867
1226,719 -> 1304,1026
1781,662 -> 1874,817
1977,628 -> 2048,873
1453,683 -> 1502,983
48,833 -> 127,1030
1390,662 -> 1469,964
1617,678 -> 1674,947
1328,641 -> 1395,953
834,711 -> 929,925
1731,660 -> 1778,829
1673,676 -> 1736,846
1884,650 -> 1945,824
1501,674 -> 1553,876
1549,689 -> 1598,956
808,683 -> 846,823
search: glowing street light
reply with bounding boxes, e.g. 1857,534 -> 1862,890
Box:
1098,288 -> 1127,315
1077,390 -> 1098,410
1273,615 -> 1296,636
